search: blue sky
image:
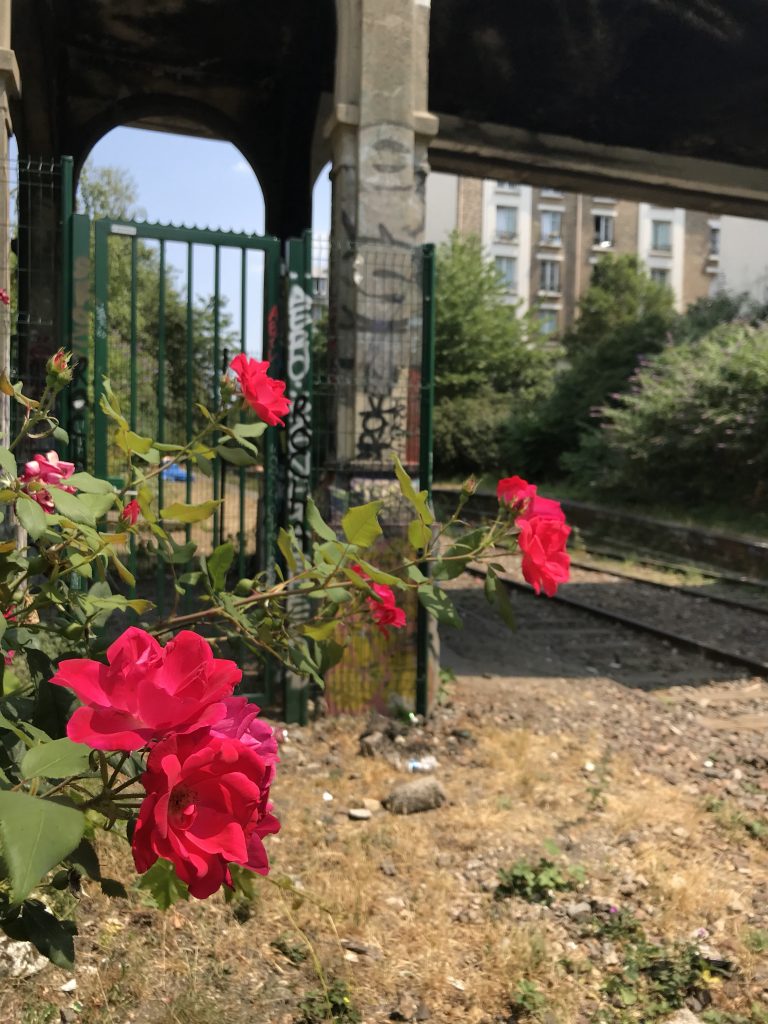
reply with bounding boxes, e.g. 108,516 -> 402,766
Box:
67,127 -> 332,356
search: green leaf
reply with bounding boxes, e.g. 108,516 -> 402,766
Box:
277,527 -> 297,572
234,421 -> 268,440
306,498 -> 336,542
407,564 -> 428,584
341,501 -> 384,548
84,594 -> 152,618
137,858 -> 190,910
432,530 -> 485,581
116,428 -> 153,455
67,838 -> 101,880
77,492 -> 117,518
21,738 -> 92,780
303,621 -> 338,642
216,443 -> 259,466
494,574 -> 517,631
1,900 -> 77,970
417,583 -> 462,628
355,559 -> 404,588
52,426 -> 69,444
0,446 -> 17,477
315,637 -> 345,674
0,791 -> 85,903
393,454 -> 434,525
67,472 -> 114,495
160,500 -> 222,524
208,542 -> 234,590
408,518 -> 431,552
49,489 -> 97,527
16,496 -> 47,540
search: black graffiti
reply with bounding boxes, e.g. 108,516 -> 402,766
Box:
356,393 -> 405,461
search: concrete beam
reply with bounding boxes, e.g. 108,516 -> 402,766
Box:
431,114 -> 768,220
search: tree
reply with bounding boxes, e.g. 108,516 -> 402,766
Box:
513,254 -> 675,479
433,233 -> 560,476
76,163 -> 238,468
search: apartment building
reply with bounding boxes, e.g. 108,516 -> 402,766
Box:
424,174 -> 724,335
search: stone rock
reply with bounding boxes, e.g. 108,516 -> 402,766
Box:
565,900 -> 592,921
348,807 -> 372,821
661,1011 -> 703,1024
385,777 -> 447,815
390,992 -> 420,1021
380,860 -> 397,876
362,797 -> 383,813
360,730 -> 385,757
0,934 -> 49,979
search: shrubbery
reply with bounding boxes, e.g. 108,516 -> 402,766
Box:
563,321 -> 768,508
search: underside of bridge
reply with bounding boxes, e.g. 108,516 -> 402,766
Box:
11,0 -> 768,231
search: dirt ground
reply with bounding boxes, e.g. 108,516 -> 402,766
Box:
4,574 -> 768,1024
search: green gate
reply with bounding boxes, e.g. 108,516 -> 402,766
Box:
64,211 -> 283,709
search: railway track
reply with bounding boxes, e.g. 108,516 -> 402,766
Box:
466,555 -> 768,679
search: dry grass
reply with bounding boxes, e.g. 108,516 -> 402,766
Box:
6,709 -> 768,1023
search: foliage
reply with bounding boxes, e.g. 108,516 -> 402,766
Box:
0,353 -> 540,969
297,978 -> 362,1024
495,853 -> 585,904
512,255 -> 675,479
585,908 -> 731,1023
433,233 -> 561,476
509,979 -> 547,1021
563,322 -> 768,507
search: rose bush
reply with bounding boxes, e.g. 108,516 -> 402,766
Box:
0,353 -> 570,969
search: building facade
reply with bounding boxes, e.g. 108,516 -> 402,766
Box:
425,174 -> 727,334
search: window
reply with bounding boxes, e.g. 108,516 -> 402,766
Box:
540,260 -> 561,293
540,211 -> 562,244
541,188 -> 564,198
312,275 -> 328,298
651,220 -> 672,252
495,256 -> 517,292
709,225 -> 721,256
496,180 -> 519,192
538,310 -> 558,335
495,205 -> 518,240
650,268 -> 669,286
593,214 -> 615,247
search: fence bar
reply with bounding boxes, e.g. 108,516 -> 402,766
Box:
128,235 -> 139,592
212,244 -> 221,546
58,157 -> 73,448
415,243 -> 436,718
92,220 -> 110,480
238,248 -> 247,578
185,243 -> 194,538
157,240 -> 166,616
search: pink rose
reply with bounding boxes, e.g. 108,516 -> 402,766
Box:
120,499 -> 141,525
352,565 -> 406,635
518,516 -> 571,598
51,627 -> 241,751
210,697 -> 279,783
230,353 -> 291,427
0,288 -> 9,306
132,729 -> 280,899
20,451 -> 76,513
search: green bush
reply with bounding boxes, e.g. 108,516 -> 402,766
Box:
434,389 -> 509,477
563,321 -> 768,507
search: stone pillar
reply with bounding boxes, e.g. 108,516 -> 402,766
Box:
319,1 -> 440,717
326,0 -> 438,474
0,0 -> 19,446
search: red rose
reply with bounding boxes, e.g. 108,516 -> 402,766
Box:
497,475 -> 565,523
132,729 -> 280,899
52,627 -> 241,751
210,696 -> 279,783
230,353 -> 291,427
497,475 -> 537,508
352,565 -> 406,635
518,516 -> 571,598
120,499 -> 141,525
0,289 -> 9,306
20,452 -> 77,513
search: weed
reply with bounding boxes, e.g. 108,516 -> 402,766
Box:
702,1008 -> 768,1024
704,797 -> 768,847
437,665 -> 457,706
21,1006 -> 58,1024
744,928 -> 768,954
496,851 -> 586,904
297,978 -> 361,1023
272,934 -> 309,965
509,978 -> 547,1021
